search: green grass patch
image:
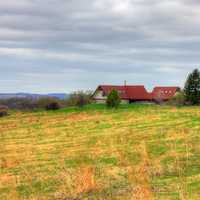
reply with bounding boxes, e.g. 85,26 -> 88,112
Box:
98,157 -> 118,166
147,141 -> 169,158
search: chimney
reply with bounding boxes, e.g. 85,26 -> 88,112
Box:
124,80 -> 127,86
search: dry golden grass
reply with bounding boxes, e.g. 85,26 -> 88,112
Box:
0,104 -> 200,199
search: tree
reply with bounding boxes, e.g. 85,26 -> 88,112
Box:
168,91 -> 185,106
184,69 -> 200,105
67,91 -> 92,108
106,90 -> 121,108
154,90 -> 163,104
76,92 -> 87,108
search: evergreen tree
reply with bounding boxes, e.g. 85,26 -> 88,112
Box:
184,69 -> 200,105
106,90 -> 121,108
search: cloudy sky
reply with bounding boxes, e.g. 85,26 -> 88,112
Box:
0,0 -> 199,93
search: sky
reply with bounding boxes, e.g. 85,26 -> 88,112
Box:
0,0 -> 200,93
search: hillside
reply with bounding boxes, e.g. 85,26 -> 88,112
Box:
0,93 -> 69,100
0,104 -> 200,200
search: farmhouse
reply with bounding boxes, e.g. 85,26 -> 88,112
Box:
92,85 -> 180,103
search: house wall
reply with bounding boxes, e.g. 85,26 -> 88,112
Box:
93,90 -> 106,100
95,99 -> 106,104
94,99 -> 129,104
93,89 -> 129,104
121,99 -> 129,104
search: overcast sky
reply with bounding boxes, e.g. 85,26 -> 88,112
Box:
0,0 -> 199,93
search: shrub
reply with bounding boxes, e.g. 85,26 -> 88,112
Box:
168,91 -> 185,106
0,105 -> 8,117
106,90 -> 121,108
67,91 -> 92,107
45,101 -> 61,110
37,97 -> 61,110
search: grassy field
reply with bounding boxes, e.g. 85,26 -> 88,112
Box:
0,104 -> 200,200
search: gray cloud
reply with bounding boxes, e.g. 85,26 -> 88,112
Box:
0,0 -> 200,93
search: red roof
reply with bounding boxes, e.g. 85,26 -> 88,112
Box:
97,85 -> 152,100
94,85 -> 180,101
151,87 -> 180,100
125,86 -> 152,100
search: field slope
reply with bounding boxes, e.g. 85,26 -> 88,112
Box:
0,104 -> 200,200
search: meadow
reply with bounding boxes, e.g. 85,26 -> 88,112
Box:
0,104 -> 200,200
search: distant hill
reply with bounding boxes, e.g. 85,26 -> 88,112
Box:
0,93 -> 69,100
47,93 -> 69,99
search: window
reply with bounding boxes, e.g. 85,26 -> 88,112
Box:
102,91 -> 106,96
118,90 -> 125,94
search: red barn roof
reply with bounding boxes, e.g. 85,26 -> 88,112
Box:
93,85 -> 180,101
125,86 -> 152,100
96,85 -> 152,100
152,86 -> 180,100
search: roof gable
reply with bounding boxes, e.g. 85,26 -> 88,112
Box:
152,86 -> 180,100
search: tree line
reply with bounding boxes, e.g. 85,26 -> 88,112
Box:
0,91 -> 92,117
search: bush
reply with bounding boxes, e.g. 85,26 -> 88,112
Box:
168,92 -> 185,106
106,90 -> 121,108
0,105 -> 8,117
45,101 -> 61,110
67,91 -> 92,107
37,97 -> 61,110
